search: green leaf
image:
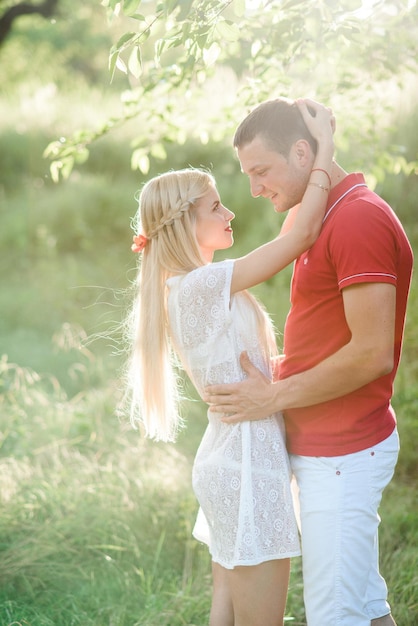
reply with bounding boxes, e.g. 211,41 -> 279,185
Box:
73,129 -> 92,143
60,156 -> 75,180
232,0 -> 246,17
203,42 -> 221,66
50,160 -> 62,183
150,143 -> 167,160
123,0 -> 142,16
50,156 -> 75,182
251,40 -> 262,58
131,150 -> 150,174
103,0 -> 121,9
74,148 -> 90,165
138,27 -> 151,44
109,49 -> 119,80
164,0 -> 180,15
128,13 -> 146,21
128,46 -> 143,78
116,56 -> 128,74
304,13 -> 322,40
43,140 -> 62,159
196,30 -> 209,50
282,0 -> 305,10
155,38 -> 167,63
332,0 -> 362,11
215,19 -> 240,42
176,0 -> 194,21
115,32 -> 137,52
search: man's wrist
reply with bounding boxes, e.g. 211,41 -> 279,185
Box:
270,376 -> 295,413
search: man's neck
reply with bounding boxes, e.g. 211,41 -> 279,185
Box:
330,160 -> 348,189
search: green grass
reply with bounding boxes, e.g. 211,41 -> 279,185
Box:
0,351 -> 416,626
0,361 -> 211,625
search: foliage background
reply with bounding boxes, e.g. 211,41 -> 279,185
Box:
0,0 -> 417,624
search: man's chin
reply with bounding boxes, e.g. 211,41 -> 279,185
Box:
274,200 -> 301,214
273,202 -> 288,214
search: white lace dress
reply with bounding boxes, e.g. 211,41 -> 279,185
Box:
166,259 -> 301,569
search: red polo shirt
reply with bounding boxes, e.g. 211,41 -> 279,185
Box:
280,174 -> 413,456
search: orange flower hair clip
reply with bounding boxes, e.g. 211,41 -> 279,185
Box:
131,234 -> 148,253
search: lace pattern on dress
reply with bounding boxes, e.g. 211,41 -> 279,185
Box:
166,260 -> 301,568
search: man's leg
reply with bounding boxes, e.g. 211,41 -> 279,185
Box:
291,452 -> 374,626
290,429 -> 399,626
364,430 -> 400,624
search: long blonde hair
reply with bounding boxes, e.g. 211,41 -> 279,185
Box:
125,168 -> 277,442
126,169 -> 212,441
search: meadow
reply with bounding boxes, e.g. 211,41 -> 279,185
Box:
0,100 -> 417,625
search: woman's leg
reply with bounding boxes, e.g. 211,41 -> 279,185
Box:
228,558 -> 291,626
210,561 -> 234,626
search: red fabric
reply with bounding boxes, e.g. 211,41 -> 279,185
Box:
280,174 -> 413,456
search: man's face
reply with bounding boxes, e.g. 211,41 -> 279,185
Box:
237,135 -> 310,213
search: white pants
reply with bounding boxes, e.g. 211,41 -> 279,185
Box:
290,428 -> 399,626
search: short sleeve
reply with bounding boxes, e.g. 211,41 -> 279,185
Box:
167,259 -> 234,351
329,199 -> 399,291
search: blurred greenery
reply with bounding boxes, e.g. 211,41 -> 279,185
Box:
0,1 -> 417,624
41,0 -> 418,181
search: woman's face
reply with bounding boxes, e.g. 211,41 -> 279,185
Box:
194,183 -> 235,262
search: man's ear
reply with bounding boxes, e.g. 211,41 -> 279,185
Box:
292,139 -> 312,167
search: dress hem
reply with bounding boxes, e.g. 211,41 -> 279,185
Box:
208,550 -> 302,570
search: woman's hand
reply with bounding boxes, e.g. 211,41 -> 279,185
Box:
296,98 -> 336,142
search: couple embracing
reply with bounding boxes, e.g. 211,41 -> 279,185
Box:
125,97 -> 412,626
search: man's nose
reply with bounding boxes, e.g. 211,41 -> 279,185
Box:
250,179 -> 262,198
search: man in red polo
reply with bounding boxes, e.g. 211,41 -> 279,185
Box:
205,98 -> 413,626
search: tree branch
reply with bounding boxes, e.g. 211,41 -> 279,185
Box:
0,0 -> 59,46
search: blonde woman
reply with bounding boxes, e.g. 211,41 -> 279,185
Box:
125,100 -> 334,626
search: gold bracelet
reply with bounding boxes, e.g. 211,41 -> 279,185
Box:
308,182 -> 329,192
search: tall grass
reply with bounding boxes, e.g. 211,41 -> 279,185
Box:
0,346 -> 417,625
0,356 -> 213,625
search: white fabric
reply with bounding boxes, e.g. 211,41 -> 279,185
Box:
290,428 -> 399,625
167,260 -> 301,569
